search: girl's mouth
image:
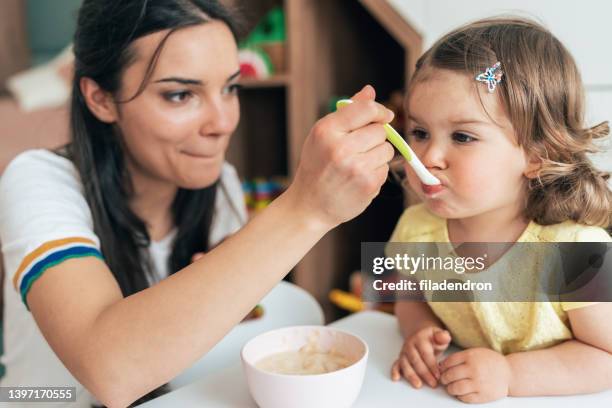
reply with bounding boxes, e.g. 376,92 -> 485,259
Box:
421,183 -> 445,196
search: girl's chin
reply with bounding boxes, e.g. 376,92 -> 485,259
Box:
422,197 -> 456,218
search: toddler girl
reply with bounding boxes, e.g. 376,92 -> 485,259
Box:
389,17 -> 612,403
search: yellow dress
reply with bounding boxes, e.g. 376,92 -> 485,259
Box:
389,204 -> 611,354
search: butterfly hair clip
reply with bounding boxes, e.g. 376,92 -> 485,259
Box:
475,61 -> 503,93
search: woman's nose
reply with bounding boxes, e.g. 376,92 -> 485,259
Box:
200,97 -> 237,137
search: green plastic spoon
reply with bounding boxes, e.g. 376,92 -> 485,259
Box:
336,99 -> 440,185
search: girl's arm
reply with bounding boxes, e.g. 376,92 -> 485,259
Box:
506,303 -> 612,396
395,301 -> 446,338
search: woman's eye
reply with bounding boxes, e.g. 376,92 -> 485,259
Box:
409,129 -> 428,141
452,132 -> 477,143
223,83 -> 242,95
163,90 -> 192,103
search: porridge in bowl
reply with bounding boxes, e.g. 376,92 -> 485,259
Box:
255,336 -> 353,375
241,326 -> 368,408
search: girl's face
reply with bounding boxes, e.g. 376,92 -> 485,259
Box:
114,21 -> 240,190
404,68 -> 534,220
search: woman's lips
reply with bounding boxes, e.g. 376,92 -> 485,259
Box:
181,151 -> 218,159
421,182 -> 445,195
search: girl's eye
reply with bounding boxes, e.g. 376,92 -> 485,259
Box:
223,83 -> 242,95
163,90 -> 192,103
452,132 -> 477,144
409,128 -> 429,141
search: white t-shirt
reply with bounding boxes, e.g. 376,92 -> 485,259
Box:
0,149 -> 247,406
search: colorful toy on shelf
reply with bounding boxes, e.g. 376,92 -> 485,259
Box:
238,6 -> 286,79
329,272 -> 395,314
238,48 -> 273,79
242,177 -> 286,214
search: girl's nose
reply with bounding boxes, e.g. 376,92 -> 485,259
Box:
419,138 -> 447,170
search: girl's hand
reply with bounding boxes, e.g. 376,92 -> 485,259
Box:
391,326 -> 452,388
285,85 -> 395,231
440,347 -> 513,403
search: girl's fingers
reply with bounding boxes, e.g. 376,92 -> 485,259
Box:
446,378 -> 476,397
399,355 -> 422,388
433,329 -> 452,351
405,348 -> 437,388
439,363 -> 469,385
391,360 -> 401,381
415,340 -> 440,381
457,393 -> 480,403
440,350 -> 467,371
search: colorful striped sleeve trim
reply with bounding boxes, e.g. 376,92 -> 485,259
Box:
13,237 -> 103,308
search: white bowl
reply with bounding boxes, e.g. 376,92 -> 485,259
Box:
241,325 -> 368,408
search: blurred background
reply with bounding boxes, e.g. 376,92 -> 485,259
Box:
0,0 -> 610,323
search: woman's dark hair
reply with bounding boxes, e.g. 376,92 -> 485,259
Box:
68,1 -> 239,402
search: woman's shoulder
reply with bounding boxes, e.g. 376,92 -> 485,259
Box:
526,219 -> 611,242
1,148 -> 78,188
390,203 -> 447,242
0,148 -> 93,246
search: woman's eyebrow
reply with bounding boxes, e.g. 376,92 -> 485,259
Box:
154,77 -> 203,86
153,70 -> 241,86
227,69 -> 241,82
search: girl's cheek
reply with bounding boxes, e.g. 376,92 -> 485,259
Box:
451,161 -> 491,195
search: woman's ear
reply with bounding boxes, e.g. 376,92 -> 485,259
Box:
79,77 -> 119,123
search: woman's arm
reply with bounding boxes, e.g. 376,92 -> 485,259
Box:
27,86 -> 395,407
506,303 -> 612,396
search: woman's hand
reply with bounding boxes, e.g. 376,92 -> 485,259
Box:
391,326 -> 452,388
440,347 -> 513,403
285,85 -> 395,230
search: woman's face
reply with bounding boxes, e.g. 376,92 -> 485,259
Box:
115,21 -> 240,190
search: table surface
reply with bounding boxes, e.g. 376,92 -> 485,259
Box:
147,311 -> 612,407
168,281 -> 324,389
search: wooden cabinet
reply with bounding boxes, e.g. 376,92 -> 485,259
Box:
226,0 -> 422,319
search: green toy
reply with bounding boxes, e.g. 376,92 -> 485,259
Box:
240,6 -> 286,47
238,6 -> 286,78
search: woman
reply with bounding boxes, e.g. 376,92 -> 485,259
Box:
0,0 -> 394,406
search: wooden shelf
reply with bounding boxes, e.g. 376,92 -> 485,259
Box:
239,74 -> 290,89
228,0 -> 423,321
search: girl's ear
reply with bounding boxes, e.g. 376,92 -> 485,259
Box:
523,153 -> 542,179
79,77 -> 119,123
